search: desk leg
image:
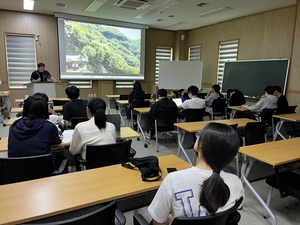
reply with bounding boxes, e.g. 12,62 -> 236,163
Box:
272,121 -> 285,141
107,98 -> 112,114
241,159 -> 277,225
230,110 -> 236,119
177,128 -> 192,165
117,103 -> 125,126
136,113 -> 148,148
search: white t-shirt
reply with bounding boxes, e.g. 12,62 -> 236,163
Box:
181,98 -> 206,109
148,167 -> 244,224
69,117 -> 116,159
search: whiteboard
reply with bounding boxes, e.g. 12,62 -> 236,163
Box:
158,61 -> 203,90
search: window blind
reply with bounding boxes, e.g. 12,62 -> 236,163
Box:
155,47 -> 172,86
189,45 -> 201,61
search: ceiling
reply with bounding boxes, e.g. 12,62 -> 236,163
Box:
0,0 -> 296,30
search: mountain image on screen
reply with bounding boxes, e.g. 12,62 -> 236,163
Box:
64,21 -> 140,75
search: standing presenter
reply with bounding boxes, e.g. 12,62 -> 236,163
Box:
30,62 -> 58,83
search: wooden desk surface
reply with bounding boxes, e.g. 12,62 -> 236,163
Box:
273,113 -> 300,122
0,154 -> 190,225
106,94 -> 120,98
0,137 -> 8,152
133,107 -> 151,114
227,106 -> 249,111
11,106 -> 63,114
174,118 -> 256,133
116,100 -> 155,105
240,137 -> 300,166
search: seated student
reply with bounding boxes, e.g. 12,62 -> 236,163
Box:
227,89 -> 246,106
148,123 -> 244,224
273,85 -> 288,114
242,86 -> 277,115
205,84 -> 224,113
147,89 -> 177,139
63,86 -> 88,128
178,85 -> 206,110
33,92 -> 65,129
69,97 -> 116,159
8,95 -> 62,165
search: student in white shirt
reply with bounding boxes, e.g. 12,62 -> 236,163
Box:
178,85 -> 206,110
148,123 -> 244,225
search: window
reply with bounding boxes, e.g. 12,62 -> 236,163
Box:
5,34 -> 36,88
116,81 -> 134,89
68,80 -> 92,88
188,45 -> 201,61
155,47 -> 172,86
217,40 -> 239,87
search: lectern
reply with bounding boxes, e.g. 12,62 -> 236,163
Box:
26,83 -> 56,98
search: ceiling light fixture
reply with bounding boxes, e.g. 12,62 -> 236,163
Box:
198,7 -> 232,17
85,0 -> 107,12
23,0 -> 34,10
164,21 -> 185,29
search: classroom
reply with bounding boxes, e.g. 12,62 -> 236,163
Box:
0,1 -> 300,225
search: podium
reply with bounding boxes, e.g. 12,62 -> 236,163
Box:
26,83 -> 56,98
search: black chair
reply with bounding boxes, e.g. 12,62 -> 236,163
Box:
131,100 -> 150,129
133,197 -> 243,225
183,108 -> 205,122
22,200 -> 126,225
210,98 -> 227,120
264,164 -> 300,218
256,108 -> 276,135
144,93 -> 151,99
152,108 -> 178,152
71,117 -> 88,129
197,93 -> 206,99
0,154 -> 68,185
119,94 -> 129,100
76,139 -> 134,170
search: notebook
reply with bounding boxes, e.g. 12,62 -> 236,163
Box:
106,114 -> 121,139
172,98 -> 183,106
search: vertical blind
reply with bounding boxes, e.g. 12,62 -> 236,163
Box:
189,45 -> 201,61
6,34 -> 36,88
217,40 -> 239,87
155,47 -> 172,86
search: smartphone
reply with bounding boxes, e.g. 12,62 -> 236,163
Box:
167,168 -> 177,173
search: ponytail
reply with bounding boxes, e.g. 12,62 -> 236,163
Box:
94,108 -> 106,129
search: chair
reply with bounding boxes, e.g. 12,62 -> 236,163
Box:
0,154 -> 68,185
71,117 -> 88,129
152,108 -> 178,152
133,197 -> 243,225
197,93 -> 206,99
210,98 -> 227,120
119,94 -> 129,100
183,108 -> 205,122
131,100 -> 150,129
76,139 -> 134,170
21,200 -> 126,225
256,108 -> 276,134
264,164 -> 300,218
144,93 -> 151,99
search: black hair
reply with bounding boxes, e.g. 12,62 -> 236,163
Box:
33,92 -> 49,102
212,84 -> 224,98
133,82 -> 144,99
197,123 -> 240,214
87,97 -> 106,129
273,85 -> 282,93
22,95 -> 49,122
157,89 -> 167,98
226,89 -> 234,98
65,86 -> 80,100
264,86 -> 275,95
37,62 -> 45,68
188,85 -> 199,96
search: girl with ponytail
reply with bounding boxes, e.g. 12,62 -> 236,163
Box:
70,97 -> 116,159
148,123 -> 244,225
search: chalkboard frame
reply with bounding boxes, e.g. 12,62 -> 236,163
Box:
221,59 -> 290,98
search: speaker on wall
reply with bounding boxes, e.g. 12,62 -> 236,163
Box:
181,34 -> 185,40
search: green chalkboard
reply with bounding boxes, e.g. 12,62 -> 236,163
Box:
222,59 -> 290,98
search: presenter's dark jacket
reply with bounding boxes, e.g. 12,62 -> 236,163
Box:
8,118 -> 61,163
149,98 -> 177,118
30,70 -> 52,82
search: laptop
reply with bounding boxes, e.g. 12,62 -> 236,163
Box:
106,114 -> 121,139
172,98 -> 183,107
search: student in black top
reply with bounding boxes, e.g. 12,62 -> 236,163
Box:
273,85 -> 289,114
147,89 -> 177,139
227,89 -> 246,106
30,62 -> 58,83
63,86 -> 88,128
127,81 -> 145,120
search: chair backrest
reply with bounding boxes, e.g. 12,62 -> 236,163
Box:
259,108 -> 275,126
106,114 -> 121,134
119,94 -> 129,100
52,100 -> 69,106
244,122 -> 266,146
71,117 -> 88,129
183,108 -> 205,122
132,100 -> 150,108
0,154 -> 55,185
277,105 -> 297,114
211,98 -> 227,117
197,93 -> 206,99
144,93 -> 151,99
155,108 -> 178,131
86,140 -> 132,169
171,197 -> 243,225
22,200 -> 118,225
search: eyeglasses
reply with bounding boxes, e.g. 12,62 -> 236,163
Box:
195,130 -> 201,138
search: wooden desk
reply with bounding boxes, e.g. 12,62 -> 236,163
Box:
0,154 -> 190,225
272,113 -> 300,141
240,138 -> 300,225
133,107 -> 151,148
174,118 -> 256,165
0,127 -> 140,152
227,105 -> 249,118
11,106 -> 63,114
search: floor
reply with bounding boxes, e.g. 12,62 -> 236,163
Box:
1,111 -> 300,225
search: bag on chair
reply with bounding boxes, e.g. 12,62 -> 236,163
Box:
122,156 -> 162,182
